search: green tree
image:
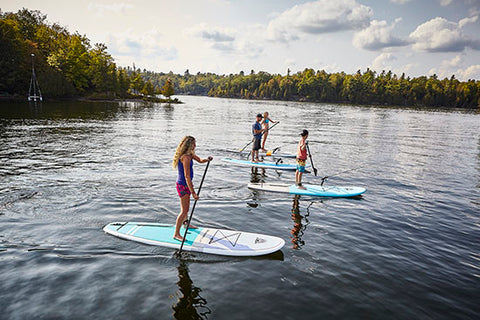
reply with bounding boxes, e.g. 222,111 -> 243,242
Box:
162,78 -> 175,101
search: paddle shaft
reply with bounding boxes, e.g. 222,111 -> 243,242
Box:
178,160 -> 211,253
239,121 -> 280,152
306,141 -> 318,176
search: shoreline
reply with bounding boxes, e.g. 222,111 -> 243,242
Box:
0,95 -> 183,104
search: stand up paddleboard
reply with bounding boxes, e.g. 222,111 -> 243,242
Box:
103,222 -> 285,256
222,157 -> 306,170
237,150 -> 296,158
248,183 -> 366,198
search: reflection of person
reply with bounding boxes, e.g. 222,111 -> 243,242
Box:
261,112 -> 277,152
251,114 -> 265,162
296,129 -> 309,190
290,195 -> 305,249
172,260 -> 211,319
172,136 -> 212,241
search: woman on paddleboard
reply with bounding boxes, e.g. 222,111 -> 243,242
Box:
172,136 -> 212,241
261,111 -> 277,152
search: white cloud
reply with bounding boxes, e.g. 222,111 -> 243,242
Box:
87,3 -> 134,17
459,15 -> 479,28
429,55 -> 480,80
107,29 -> 177,61
390,0 -> 412,4
439,0 -> 453,6
370,52 -> 396,71
457,64 -> 480,80
186,23 -> 235,42
409,17 -> 477,52
185,23 -> 236,52
353,18 -> 407,50
266,0 -> 373,41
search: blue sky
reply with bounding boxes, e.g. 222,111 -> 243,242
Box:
2,0 -> 479,80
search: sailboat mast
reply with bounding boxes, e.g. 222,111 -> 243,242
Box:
28,53 -> 42,102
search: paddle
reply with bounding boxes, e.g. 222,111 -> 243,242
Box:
238,121 -> 280,152
178,159 -> 211,253
306,141 -> 318,176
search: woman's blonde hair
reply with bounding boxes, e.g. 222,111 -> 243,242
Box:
172,136 -> 196,168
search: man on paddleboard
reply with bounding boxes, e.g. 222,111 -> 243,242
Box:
251,114 -> 265,162
296,129 -> 309,189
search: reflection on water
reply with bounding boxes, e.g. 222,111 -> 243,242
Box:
1,97 -> 479,319
172,260 -> 211,320
290,195 -> 311,250
250,167 -> 266,183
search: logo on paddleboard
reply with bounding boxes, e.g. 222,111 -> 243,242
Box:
255,237 -> 266,244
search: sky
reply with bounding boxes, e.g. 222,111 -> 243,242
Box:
2,0 -> 480,80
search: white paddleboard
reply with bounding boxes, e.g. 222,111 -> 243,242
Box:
103,222 -> 285,256
248,183 -> 367,197
222,157 -> 306,170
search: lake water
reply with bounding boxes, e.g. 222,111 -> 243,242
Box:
0,96 -> 479,319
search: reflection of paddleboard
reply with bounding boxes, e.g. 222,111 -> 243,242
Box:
103,222 -> 285,256
248,183 -> 367,197
222,157 -> 305,170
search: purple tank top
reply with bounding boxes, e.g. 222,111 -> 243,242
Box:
177,158 -> 193,185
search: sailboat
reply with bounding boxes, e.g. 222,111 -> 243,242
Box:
28,53 -> 42,102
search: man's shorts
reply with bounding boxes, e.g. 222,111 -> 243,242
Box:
252,137 -> 261,151
296,158 -> 306,173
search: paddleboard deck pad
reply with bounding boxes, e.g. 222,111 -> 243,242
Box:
103,222 -> 285,256
222,157 -> 307,170
248,183 -> 366,197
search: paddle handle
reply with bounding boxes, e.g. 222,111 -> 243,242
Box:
179,160 -> 211,253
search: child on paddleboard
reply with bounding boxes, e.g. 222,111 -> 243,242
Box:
172,136 -> 212,241
261,112 -> 277,152
296,129 -> 309,190
251,113 -> 265,162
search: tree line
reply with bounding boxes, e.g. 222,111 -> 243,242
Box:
1,8 -> 478,108
145,68 -> 480,109
0,8 -> 163,100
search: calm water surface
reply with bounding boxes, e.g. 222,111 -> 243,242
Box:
0,96 -> 479,319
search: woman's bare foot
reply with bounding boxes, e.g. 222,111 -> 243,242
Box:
173,235 -> 184,241
183,221 -> 198,229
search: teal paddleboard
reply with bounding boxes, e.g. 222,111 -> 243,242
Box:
103,222 -> 285,256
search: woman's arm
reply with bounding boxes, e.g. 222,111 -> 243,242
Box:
193,154 -> 213,164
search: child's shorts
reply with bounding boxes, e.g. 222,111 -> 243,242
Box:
296,158 -> 306,173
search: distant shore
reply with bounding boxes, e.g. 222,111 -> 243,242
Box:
0,95 -> 183,104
